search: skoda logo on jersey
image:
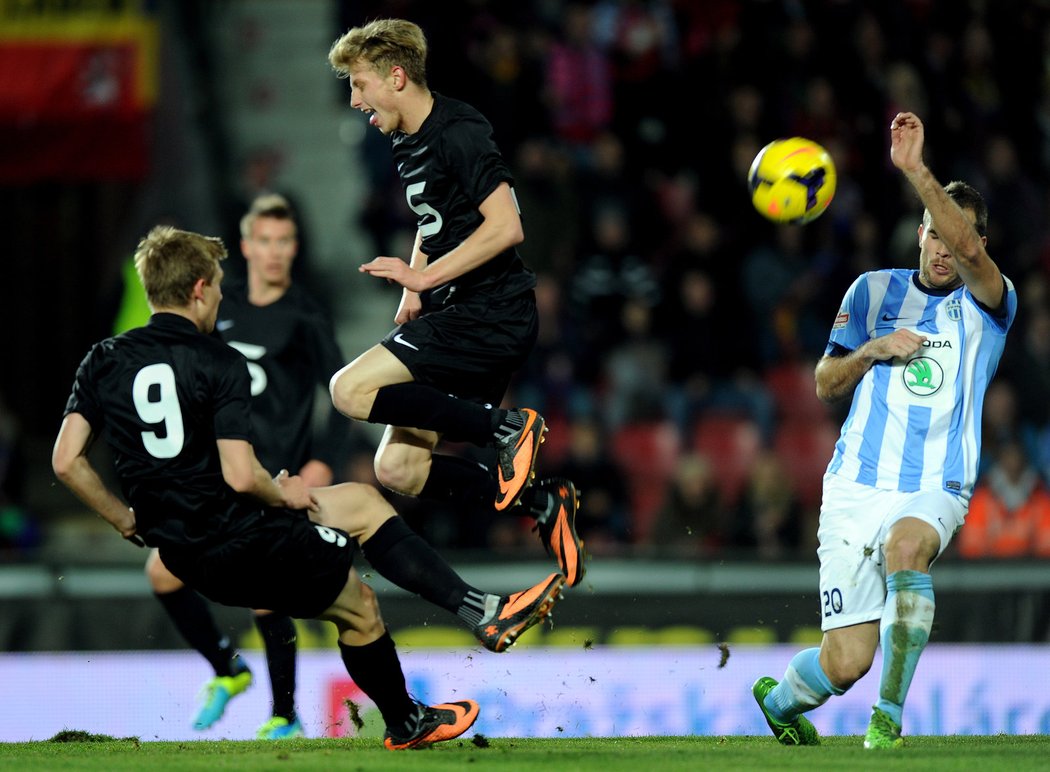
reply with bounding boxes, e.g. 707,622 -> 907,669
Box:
943,298 -> 963,322
904,356 -> 944,396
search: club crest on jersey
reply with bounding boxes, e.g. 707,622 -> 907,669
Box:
832,311 -> 849,330
903,356 -> 944,396
943,299 -> 963,322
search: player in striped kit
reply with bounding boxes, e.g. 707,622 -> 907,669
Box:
753,112 -> 1017,749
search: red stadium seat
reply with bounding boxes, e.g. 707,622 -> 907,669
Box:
535,413 -> 572,473
691,415 -> 763,506
611,421 -> 683,542
773,418 -> 839,509
764,361 -> 830,423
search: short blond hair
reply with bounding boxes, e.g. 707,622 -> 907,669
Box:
134,226 -> 226,309
239,193 -> 298,240
328,18 -> 428,86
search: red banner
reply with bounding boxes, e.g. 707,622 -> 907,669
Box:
0,4 -> 158,181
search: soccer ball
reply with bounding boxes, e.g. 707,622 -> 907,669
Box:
748,137 -> 837,224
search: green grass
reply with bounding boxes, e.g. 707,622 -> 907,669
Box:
1,735 -> 1049,771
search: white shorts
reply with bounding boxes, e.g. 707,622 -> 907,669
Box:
816,473 -> 967,632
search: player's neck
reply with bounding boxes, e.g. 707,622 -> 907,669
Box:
248,274 -> 290,306
400,87 -> 434,134
152,307 -> 206,332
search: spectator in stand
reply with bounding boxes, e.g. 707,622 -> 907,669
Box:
647,452 -> 726,554
729,449 -> 804,560
570,206 -> 661,386
550,416 -> 632,547
545,3 -> 613,161
958,436 -> 1050,559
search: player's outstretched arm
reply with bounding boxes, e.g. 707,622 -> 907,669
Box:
890,111 -> 1003,309
217,438 -> 319,511
52,413 -> 140,544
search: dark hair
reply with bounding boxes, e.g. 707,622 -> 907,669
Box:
943,180 -> 988,237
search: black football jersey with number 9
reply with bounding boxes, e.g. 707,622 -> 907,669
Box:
64,313 -> 254,547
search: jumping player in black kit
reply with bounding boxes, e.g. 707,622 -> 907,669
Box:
327,18 -> 586,588
52,225 -> 565,750
144,195 -> 347,738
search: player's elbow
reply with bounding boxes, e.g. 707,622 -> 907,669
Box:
51,446 -> 77,484
223,468 -> 257,495
219,456 -> 259,494
505,218 -> 524,248
814,381 -> 837,404
489,211 -> 523,251
51,457 -> 73,484
813,362 -> 835,403
813,356 -> 851,403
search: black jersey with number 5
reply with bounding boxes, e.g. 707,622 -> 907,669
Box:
63,313 -> 254,548
215,281 -> 345,476
390,92 -> 535,308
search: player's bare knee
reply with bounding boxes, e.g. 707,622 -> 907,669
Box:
145,550 -> 183,593
883,533 -> 932,571
374,448 -> 425,496
329,367 -> 371,420
823,656 -> 871,690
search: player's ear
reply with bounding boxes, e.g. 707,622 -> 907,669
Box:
390,65 -> 405,90
191,277 -> 208,300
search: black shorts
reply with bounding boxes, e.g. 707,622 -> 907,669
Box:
380,291 -> 538,405
160,507 -> 355,619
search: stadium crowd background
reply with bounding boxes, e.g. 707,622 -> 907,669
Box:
3,0 -> 1050,565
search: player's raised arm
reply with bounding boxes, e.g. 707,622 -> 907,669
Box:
890,112 -> 1003,309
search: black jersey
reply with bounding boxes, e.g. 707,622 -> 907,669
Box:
390,93 -> 536,308
63,313 -> 254,548
215,282 -> 346,475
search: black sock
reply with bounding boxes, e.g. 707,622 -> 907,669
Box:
367,383 -> 492,444
254,613 -> 298,722
155,586 -> 237,676
419,454 -> 497,511
338,631 -> 417,730
520,485 -> 552,523
419,452 -> 547,523
361,517 -> 495,622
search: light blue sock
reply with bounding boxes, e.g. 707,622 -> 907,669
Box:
765,647 -> 844,722
875,570 -> 935,727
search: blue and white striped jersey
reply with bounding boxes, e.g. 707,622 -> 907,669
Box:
824,269 -> 1016,501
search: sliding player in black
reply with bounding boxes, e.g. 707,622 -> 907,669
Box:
54,225 -> 563,750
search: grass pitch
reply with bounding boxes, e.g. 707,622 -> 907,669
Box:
1,734 -> 1048,771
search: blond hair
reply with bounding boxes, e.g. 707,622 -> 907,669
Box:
328,18 -> 428,86
239,193 -> 298,240
134,226 -> 226,309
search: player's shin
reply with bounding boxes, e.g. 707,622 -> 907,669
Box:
875,570 -> 935,725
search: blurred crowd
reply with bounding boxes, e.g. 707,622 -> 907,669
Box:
7,0 -> 1050,563
333,0 -> 1050,562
